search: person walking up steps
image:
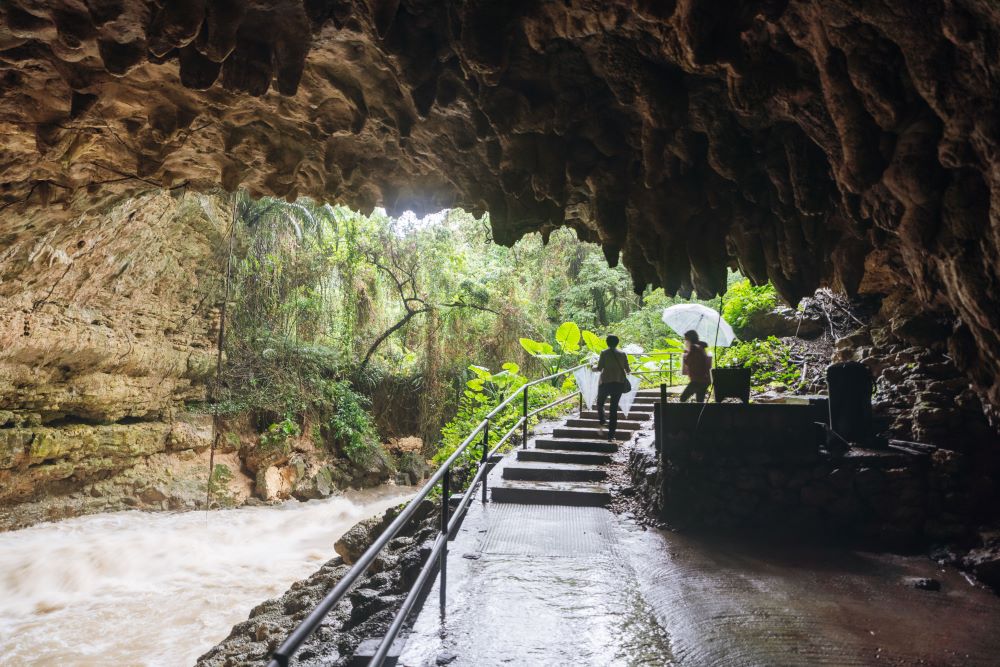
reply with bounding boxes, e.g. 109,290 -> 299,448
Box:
680,329 -> 712,402
594,335 -> 631,442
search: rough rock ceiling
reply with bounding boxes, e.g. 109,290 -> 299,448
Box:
1,0 -> 999,415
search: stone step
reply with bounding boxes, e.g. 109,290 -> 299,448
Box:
516,448 -> 613,466
553,426 -> 635,440
587,398 -> 658,408
502,461 -> 607,483
490,480 -> 611,507
579,408 -> 653,420
564,418 -> 641,431
535,438 -> 618,453
586,400 -> 659,412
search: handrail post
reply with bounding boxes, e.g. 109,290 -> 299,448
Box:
480,420 -> 489,504
263,364 -> 587,667
521,385 -> 529,448
660,381 -> 667,406
439,468 -> 450,616
669,354 -> 674,386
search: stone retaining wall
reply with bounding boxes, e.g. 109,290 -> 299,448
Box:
633,403 -> 995,550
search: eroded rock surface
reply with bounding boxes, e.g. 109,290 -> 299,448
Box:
3,1 -> 1000,420
0,191 -> 229,524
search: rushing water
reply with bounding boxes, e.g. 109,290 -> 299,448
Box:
0,487 -> 413,667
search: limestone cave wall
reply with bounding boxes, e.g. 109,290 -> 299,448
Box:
0,191 -> 226,527
1,0 -> 999,420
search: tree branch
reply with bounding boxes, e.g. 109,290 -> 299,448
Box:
357,241 -> 500,373
358,307 -> 429,373
440,300 -> 502,315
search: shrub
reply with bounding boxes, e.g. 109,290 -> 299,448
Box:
718,336 -> 799,390
722,279 -> 778,330
323,380 -> 392,471
433,363 -> 571,482
259,417 -> 300,457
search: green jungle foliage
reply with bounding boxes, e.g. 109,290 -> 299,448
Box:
205,191 -> 792,485
718,336 -> 800,390
721,278 -> 778,330
433,362 -> 566,480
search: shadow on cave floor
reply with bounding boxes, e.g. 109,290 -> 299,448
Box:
400,500 -> 1000,666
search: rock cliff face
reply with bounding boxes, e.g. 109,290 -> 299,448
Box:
1,2 -> 999,417
0,191 -> 226,527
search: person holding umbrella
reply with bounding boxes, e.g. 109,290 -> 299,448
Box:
594,334 -> 631,441
660,303 -> 736,402
680,330 -> 712,402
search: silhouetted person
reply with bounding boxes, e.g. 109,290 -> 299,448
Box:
595,335 -> 631,442
680,330 -> 711,402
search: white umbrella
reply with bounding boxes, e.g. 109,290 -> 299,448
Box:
661,304 -> 737,347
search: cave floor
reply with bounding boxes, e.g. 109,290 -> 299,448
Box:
399,500 -> 1000,666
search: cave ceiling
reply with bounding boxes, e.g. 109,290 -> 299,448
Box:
2,0 -> 1000,411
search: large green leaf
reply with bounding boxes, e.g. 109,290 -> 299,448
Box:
468,365 -> 492,380
582,330 -> 607,354
519,338 -> 545,355
555,321 -> 581,352
502,361 -> 520,374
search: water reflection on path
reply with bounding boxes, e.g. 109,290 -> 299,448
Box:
629,527 -> 1000,666
401,504 -> 673,666
402,501 -> 1000,666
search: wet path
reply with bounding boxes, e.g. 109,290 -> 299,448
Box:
401,502 -> 1000,666
400,503 -> 673,665
630,528 -> 1000,665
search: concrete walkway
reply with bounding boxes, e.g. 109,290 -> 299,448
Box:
399,502 -> 672,666
401,500 -> 1000,666
399,408 -> 1000,667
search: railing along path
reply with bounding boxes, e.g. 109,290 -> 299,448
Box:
267,363 -> 596,667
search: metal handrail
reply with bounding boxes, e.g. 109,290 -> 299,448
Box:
266,423 -> 479,667
632,352 -> 682,387
266,362 -> 586,667
489,418 -> 525,458
527,391 -> 580,418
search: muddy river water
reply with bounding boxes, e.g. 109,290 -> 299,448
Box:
0,487 -> 412,666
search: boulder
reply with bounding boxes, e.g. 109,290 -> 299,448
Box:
739,306 -> 825,340
256,466 -> 292,501
963,544 -> 1000,592
335,515 -> 384,565
293,465 -> 335,501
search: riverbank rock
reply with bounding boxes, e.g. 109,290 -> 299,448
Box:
335,499 -> 437,565
197,504 -> 439,667
0,447 -> 253,531
294,466 -> 336,501
335,516 -> 385,565
0,193 -> 225,527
